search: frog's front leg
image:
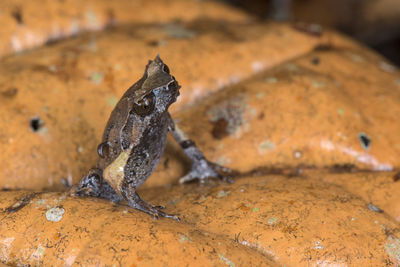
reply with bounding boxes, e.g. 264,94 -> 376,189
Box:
120,183 -> 180,221
167,114 -> 235,184
72,168 -> 122,203
72,168 -> 103,197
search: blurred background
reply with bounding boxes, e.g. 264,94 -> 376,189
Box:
1,0 -> 400,65
1,0 -> 399,191
223,0 -> 400,65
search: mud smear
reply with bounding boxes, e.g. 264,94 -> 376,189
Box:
231,163 -> 386,180
211,118 -> 229,139
393,172 -> 400,182
4,193 -> 38,214
0,87 -> 18,98
292,22 -> 323,37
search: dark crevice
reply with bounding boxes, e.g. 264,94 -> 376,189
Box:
11,8 -> 23,25
4,193 -> 38,214
358,133 -> 371,150
229,164 -> 393,180
393,172 -> 400,182
30,117 -> 43,132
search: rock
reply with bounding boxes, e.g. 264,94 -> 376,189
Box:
319,171 -> 400,222
149,41 -> 400,187
0,187 -> 277,266
1,174 -> 399,266
0,21 -> 335,190
0,0 -> 250,57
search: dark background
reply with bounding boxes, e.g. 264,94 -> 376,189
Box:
222,0 -> 400,66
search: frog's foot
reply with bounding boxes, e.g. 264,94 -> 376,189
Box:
179,159 -> 235,184
128,192 -> 180,221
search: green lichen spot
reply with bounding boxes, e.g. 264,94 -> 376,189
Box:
258,139 -> 275,154
199,196 -> 208,203
179,234 -> 191,243
350,54 -> 363,63
86,10 -> 98,28
252,207 -> 259,212
312,80 -> 325,88
337,108 -> 344,115
41,106 -> 49,113
168,199 -> 180,205
267,217 -> 278,225
38,127 -> 49,135
163,23 -> 196,39
265,77 -> 278,83
217,190 -> 230,198
107,96 -> 119,107
218,253 -> 235,267
379,61 -> 395,73
385,236 -> 400,265
90,72 -> 103,84
36,199 -> 46,206
286,63 -> 298,71
216,156 -> 230,166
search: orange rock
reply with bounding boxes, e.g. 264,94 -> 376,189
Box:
0,188 -> 277,266
0,174 -> 399,266
0,21 -> 335,190
148,175 -> 400,266
0,0 -> 250,57
318,171 -> 400,222
150,42 -> 400,187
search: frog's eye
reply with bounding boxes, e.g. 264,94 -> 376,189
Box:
133,92 -> 155,116
97,142 -> 110,158
167,80 -> 178,91
163,64 -> 170,74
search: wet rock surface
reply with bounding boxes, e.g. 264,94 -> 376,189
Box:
0,0 -> 399,266
0,173 -> 399,266
0,21 -> 338,190
150,44 -> 400,187
0,0 -> 250,57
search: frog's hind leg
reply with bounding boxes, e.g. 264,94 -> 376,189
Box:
121,185 -> 180,221
167,115 -> 235,184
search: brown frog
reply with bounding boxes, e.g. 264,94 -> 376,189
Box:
74,56 -> 232,220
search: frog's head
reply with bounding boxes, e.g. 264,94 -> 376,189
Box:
131,55 -> 181,116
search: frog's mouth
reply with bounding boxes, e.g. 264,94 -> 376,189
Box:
170,80 -> 181,100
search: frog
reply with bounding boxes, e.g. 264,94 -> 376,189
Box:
74,55 -> 233,221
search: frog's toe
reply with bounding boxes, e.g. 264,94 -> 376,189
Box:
128,192 -> 180,221
148,206 -> 180,221
179,160 -> 236,184
178,173 -> 200,184
157,210 -> 180,221
207,162 -> 236,183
